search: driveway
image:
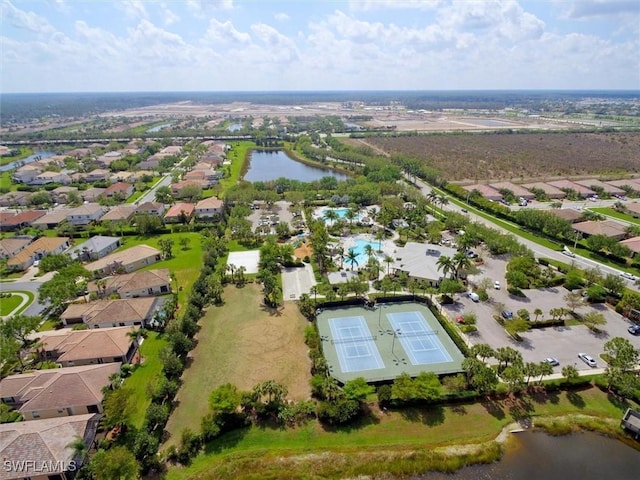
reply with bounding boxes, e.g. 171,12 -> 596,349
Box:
282,263 -> 316,301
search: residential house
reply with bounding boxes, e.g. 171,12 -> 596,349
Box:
59,297 -> 159,328
84,244 -> 162,277
623,202 -> 640,218
135,201 -> 165,217
0,414 -> 100,480
100,205 -> 137,223
6,237 -> 70,271
462,184 -> 503,202
66,235 -> 121,261
574,179 -> 626,197
171,179 -> 207,197
606,179 -> 640,195
573,220 -> 628,240
620,237 -> 640,258
138,155 -> 161,170
164,202 -> 195,223
84,168 -> 111,183
546,180 -> 596,198
489,181 -> 535,201
0,210 -> 46,232
65,203 -> 106,225
0,363 -> 120,420
36,327 -> 139,367
95,151 -> 122,168
81,187 -> 106,202
0,191 -> 32,207
391,242 -> 458,286
51,186 -> 79,204
0,236 -> 33,260
12,164 -> 41,184
103,182 -> 134,200
31,210 -> 70,230
113,171 -> 134,183
521,182 -> 566,199
159,145 -> 182,156
65,147 -> 93,159
547,208 -> 585,223
195,196 -> 224,221
129,170 -> 154,183
29,171 -> 71,186
88,268 -> 171,298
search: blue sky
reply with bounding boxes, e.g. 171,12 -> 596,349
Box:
1,0 -> 638,93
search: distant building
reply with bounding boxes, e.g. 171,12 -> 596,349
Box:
60,297 -> 159,329
462,184 -> 503,202
521,182 -> 566,199
84,244 -> 162,277
392,242 -> 458,286
546,180 -> 596,198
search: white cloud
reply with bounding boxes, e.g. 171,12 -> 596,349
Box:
350,0 -> 441,11
250,23 -> 299,62
1,0 -> 56,35
163,6 -> 180,26
563,0 -> 639,19
118,0 -> 149,20
274,12 -> 289,21
186,0 -> 235,15
204,18 -> 251,44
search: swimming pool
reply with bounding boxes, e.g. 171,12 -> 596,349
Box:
346,239 -> 380,267
322,207 -> 361,223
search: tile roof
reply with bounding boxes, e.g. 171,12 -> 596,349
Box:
88,268 -> 170,295
36,326 -> 135,363
60,298 -> 157,327
165,202 -> 195,218
0,237 -> 33,257
573,220 -> 628,238
0,364 -> 120,414
7,237 -> 69,267
100,205 -> 137,221
196,197 -> 223,209
620,236 -> 640,254
84,244 -> 161,273
0,414 -> 100,480
2,209 -> 46,226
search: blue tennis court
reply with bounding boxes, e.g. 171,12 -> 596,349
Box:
387,311 -> 452,365
329,316 -> 385,373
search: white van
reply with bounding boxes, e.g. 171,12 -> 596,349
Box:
468,292 -> 480,302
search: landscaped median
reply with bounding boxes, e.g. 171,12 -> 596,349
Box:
0,290 -> 34,317
165,387 -> 637,479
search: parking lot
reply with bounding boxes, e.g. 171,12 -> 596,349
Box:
248,200 -> 304,235
443,251 -> 640,372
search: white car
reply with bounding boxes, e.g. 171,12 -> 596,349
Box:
562,250 -> 576,258
578,353 -> 597,367
494,281 -> 501,290
621,272 -> 637,281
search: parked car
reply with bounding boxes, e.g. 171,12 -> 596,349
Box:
544,358 -> 560,367
468,292 -> 480,302
628,324 -> 640,336
578,353 -> 597,367
494,281 -> 501,290
461,208 -> 468,213
620,272 -> 637,281
501,310 -> 514,320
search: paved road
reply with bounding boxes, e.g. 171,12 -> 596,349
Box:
407,175 -> 639,292
0,268 -> 55,317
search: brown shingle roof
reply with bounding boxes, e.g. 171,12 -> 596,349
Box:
0,414 -> 100,480
0,364 -> 120,414
165,202 -> 195,218
36,326 -> 136,363
7,237 -> 69,267
573,220 -> 628,238
60,298 -> 157,327
84,244 -> 161,273
2,209 -> 46,227
88,268 -> 170,296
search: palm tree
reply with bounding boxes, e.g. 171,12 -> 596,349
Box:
427,191 -> 438,215
452,252 -> 472,280
436,255 -> 454,280
345,248 -> 359,271
309,285 -> 318,305
363,244 -> 374,259
375,230 -> 384,252
66,436 -> 89,464
383,255 -> 394,276
323,209 -> 339,225
437,194 -> 449,212
533,308 -> 543,322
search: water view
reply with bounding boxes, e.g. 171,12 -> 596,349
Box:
244,150 -> 350,183
0,151 -> 57,172
421,430 -> 640,480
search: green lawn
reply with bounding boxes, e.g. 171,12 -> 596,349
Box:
166,387 -> 634,480
436,187 -> 561,250
219,141 -> 254,195
1,172 -> 14,191
116,232 -> 202,306
126,331 -> 168,428
589,207 -> 640,226
0,147 -> 31,166
0,293 -> 24,316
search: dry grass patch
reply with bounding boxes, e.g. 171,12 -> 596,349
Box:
164,283 -> 311,446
